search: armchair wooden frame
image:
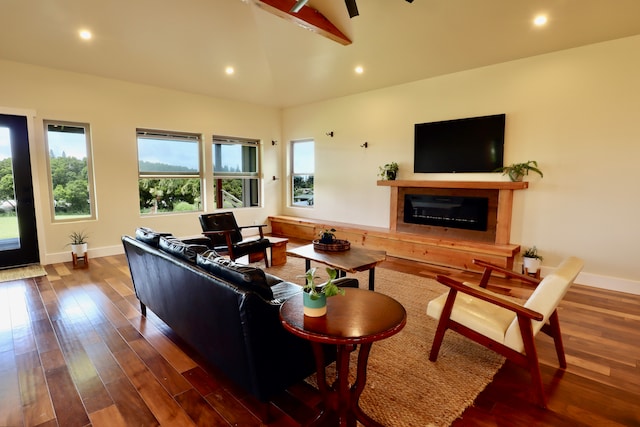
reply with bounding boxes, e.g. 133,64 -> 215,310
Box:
202,225 -> 269,268
429,258 -> 582,408
200,212 -> 270,268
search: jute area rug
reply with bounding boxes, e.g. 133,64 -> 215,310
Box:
0,264 -> 47,283
261,257 -> 505,427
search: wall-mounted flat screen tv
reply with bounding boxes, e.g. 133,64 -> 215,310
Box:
414,114 -> 505,173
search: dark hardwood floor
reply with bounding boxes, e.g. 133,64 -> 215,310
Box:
0,252 -> 638,426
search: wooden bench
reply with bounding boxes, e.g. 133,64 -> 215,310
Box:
268,215 -> 520,272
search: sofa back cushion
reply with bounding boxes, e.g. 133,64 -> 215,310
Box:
135,227 -> 172,247
159,236 -> 209,263
197,251 -> 273,300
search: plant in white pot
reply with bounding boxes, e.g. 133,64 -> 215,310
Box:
301,267 -> 345,317
68,230 -> 89,256
522,246 -> 543,274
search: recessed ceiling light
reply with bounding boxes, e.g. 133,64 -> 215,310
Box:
79,29 -> 92,40
355,65 -> 364,74
533,15 -> 548,27
225,66 -> 235,75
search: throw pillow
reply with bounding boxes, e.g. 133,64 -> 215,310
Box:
159,236 -> 209,263
135,227 -> 172,247
196,251 -> 273,300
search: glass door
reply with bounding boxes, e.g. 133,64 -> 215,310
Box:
0,113 -> 39,268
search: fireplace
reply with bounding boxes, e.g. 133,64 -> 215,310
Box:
404,194 -> 488,231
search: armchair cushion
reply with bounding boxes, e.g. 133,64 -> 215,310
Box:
196,251 -> 273,300
427,285 -> 517,344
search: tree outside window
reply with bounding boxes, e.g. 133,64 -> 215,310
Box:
291,140 -> 314,207
212,137 -> 260,209
44,121 -> 95,220
137,129 -> 202,214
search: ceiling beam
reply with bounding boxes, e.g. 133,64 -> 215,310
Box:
254,0 -> 352,46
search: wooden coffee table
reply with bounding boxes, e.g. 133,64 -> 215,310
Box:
280,288 -> 406,427
286,244 -> 387,291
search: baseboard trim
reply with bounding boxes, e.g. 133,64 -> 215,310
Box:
535,263 -> 639,296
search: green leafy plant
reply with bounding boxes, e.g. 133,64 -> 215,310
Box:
318,228 -> 337,244
495,160 -> 543,182
378,162 -> 399,181
302,267 -> 345,300
523,246 -> 543,261
67,230 -> 89,245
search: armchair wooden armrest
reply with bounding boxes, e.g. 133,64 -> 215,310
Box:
472,259 -> 541,288
237,224 -> 267,239
436,275 -> 543,321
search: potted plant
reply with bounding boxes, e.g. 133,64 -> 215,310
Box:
302,267 -> 345,317
522,246 -> 543,274
378,162 -> 399,181
318,228 -> 337,244
495,160 -> 543,182
67,230 -> 89,256
313,228 -> 350,251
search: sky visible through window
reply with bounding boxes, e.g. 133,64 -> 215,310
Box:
293,140 -> 314,172
138,138 -> 199,170
47,131 -> 87,159
0,127 -> 10,159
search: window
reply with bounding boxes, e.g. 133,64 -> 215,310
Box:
212,136 -> 260,209
44,121 -> 95,220
291,139 -> 314,207
137,129 -> 201,214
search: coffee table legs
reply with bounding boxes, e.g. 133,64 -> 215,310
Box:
309,342 -> 383,427
302,260 -> 377,291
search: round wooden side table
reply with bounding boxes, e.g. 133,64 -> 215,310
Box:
280,288 -> 406,427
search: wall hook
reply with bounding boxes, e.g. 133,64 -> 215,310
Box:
326,131 -> 334,137
360,142 -> 368,148
271,140 -> 278,145
272,176 -> 279,180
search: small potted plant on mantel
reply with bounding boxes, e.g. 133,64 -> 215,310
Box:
496,160 -> 543,182
522,246 -> 543,275
378,162 -> 399,181
302,267 -> 345,317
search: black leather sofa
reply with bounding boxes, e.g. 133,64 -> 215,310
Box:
122,228 -> 358,406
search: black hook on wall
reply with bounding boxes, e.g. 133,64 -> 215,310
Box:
326,131 -> 334,137
360,142 -> 368,148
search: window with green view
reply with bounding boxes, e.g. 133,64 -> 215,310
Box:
44,121 -> 95,221
137,129 -> 202,214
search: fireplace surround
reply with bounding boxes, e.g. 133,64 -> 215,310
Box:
378,180 -> 528,245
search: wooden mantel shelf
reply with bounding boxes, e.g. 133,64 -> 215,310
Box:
377,180 -> 528,190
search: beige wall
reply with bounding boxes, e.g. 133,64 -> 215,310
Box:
0,60 -> 283,264
281,35 -> 640,293
2,35 -> 638,293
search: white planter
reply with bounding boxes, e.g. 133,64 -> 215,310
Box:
71,243 -> 88,256
523,256 -> 541,273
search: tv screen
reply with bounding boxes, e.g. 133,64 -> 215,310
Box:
414,114 -> 505,173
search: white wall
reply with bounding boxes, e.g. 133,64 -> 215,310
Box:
0,60 -> 282,264
281,35 -> 640,293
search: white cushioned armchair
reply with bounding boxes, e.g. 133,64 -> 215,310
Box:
427,256 -> 584,408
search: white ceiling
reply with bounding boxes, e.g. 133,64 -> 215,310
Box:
2,0 -> 640,108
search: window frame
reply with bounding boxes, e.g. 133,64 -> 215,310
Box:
136,128 -> 203,215
43,119 -> 96,222
290,139 -> 314,208
211,135 -> 262,209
